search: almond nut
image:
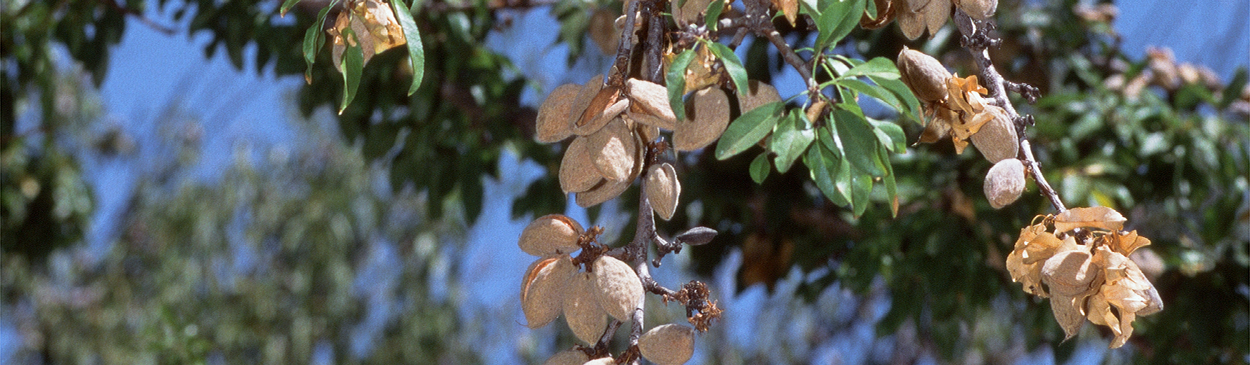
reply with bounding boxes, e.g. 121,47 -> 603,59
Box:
518,214 -> 585,256
521,256 -> 576,328
566,75 -> 605,131
639,324 -> 696,365
955,0 -> 997,20
897,47 -> 952,103
969,106 -> 1019,163
737,80 -> 781,114
563,272 -> 608,344
592,256 -> 644,321
542,349 -> 589,365
575,177 -> 631,208
626,78 -> 677,125
983,158 -> 1025,209
588,119 -> 638,182
574,86 -> 628,136
536,84 -> 583,143
560,136 -> 606,194
674,87 -> 730,151
645,163 -> 681,221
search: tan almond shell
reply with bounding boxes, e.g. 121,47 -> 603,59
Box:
627,108 -> 677,131
575,177 -> 631,208
563,272 -> 608,344
560,136 -> 606,194
588,119 -> 638,182
645,163 -> 681,221
638,324 -> 696,365
536,84 -> 583,143
626,78 -> 678,124
542,349 -> 590,365
737,80 -> 782,114
923,0 -> 951,35
674,88 -> 730,151
573,86 -> 627,136
897,47 -> 952,103
969,106 -> 1019,163
983,158 -> 1025,209
897,5 -> 925,40
518,214 -> 585,256
954,0 -> 997,19
521,256 -> 576,328
592,256 -> 644,321
566,75 -> 605,133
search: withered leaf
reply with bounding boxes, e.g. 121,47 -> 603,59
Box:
1053,206 -> 1127,233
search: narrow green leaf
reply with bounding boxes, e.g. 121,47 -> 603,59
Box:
818,118 -> 843,159
666,49 -> 697,121
814,0 -> 864,49
303,4 -> 333,84
879,143 -> 898,217
281,0 -> 303,16
707,42 -> 749,96
798,0 -> 821,17
769,112 -> 815,173
392,0 -> 426,96
832,109 -> 885,177
339,27 -> 365,114
841,57 -> 899,80
869,75 -> 923,124
705,0 -> 725,31
850,170 -> 872,217
750,153 -> 771,184
1220,68 -> 1248,108
715,102 -> 784,160
839,78 -> 904,112
869,118 -> 907,152
806,146 -> 850,207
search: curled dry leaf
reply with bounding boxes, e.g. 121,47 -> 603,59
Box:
563,272 -> 608,344
518,214 -> 585,256
638,324 -> 696,365
1053,206 -> 1127,233
645,163 -> 681,221
542,349 -> 590,365
560,136 -> 605,194
1041,250 -> 1102,297
521,255 -> 576,328
674,88 -> 730,151
627,78 -> 677,126
1049,293 -> 1086,341
537,84 -> 584,143
589,119 -> 638,182
897,47 -> 952,103
983,158 -> 1025,209
969,106 -> 1019,162
953,0 -> 997,19
737,80 -> 782,115
593,256 -> 645,322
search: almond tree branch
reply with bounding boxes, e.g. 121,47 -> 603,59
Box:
741,0 -> 818,93
953,10 -> 1066,212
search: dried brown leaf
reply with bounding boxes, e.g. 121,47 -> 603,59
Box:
1054,206 -> 1127,233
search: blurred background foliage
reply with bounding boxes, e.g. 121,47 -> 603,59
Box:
2,0 -> 1246,363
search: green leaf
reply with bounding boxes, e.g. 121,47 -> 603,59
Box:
715,102 -> 784,160
798,0 -> 821,17
769,112 -> 815,173
338,27 -> 365,114
869,75 -> 923,124
805,145 -> 850,207
280,0 -> 303,16
1219,68 -> 1248,108
705,0 -> 725,31
840,57 -> 899,80
707,41 -> 749,96
850,169 -> 872,217
750,153 -> 771,184
881,144 -> 898,217
303,4 -> 334,84
831,109 -> 885,176
839,78 -> 904,113
392,0 -> 426,96
814,0 -> 864,49
869,118 -> 907,152
667,49 -> 697,121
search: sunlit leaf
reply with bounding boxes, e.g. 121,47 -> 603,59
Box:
391,0 -> 425,95
705,0 -> 725,31
841,57 -> 899,80
839,78 -> 905,115
806,146 -> 850,207
850,169 -> 871,217
769,112 -> 815,173
869,118 -> 907,152
814,0 -> 864,49
869,75 -> 923,124
707,42 -> 749,96
667,49 -> 697,121
715,102 -> 783,160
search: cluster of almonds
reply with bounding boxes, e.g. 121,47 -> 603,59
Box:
860,0 -> 998,39
535,74 -> 764,217
1005,207 -> 1163,348
518,214 -> 697,365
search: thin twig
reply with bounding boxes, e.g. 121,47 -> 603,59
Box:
742,0 -> 818,92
